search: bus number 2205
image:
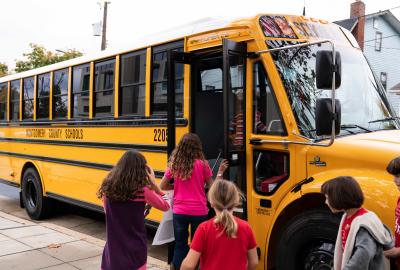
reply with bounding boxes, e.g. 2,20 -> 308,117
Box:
153,129 -> 167,142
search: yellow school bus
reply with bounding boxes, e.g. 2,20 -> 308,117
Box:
0,14 -> 399,269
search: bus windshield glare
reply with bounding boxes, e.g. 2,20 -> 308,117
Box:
268,40 -> 398,139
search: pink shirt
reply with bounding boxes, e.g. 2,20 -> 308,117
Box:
165,159 -> 212,216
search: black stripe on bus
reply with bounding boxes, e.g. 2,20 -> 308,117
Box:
0,117 -> 188,127
0,138 -> 167,152
0,178 -> 20,188
47,192 -> 161,227
46,192 -> 104,213
0,151 -> 165,178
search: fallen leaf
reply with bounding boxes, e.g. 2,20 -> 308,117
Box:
47,243 -> 61,249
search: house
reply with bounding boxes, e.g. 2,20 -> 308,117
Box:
334,0 -> 400,115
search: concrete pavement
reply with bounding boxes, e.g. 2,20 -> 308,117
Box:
0,211 -> 168,270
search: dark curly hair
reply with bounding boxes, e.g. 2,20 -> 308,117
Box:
168,133 -> 205,180
97,150 -> 150,201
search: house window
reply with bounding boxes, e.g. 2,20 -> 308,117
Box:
380,72 -> 387,90
373,17 -> 379,29
375,32 -> 382,51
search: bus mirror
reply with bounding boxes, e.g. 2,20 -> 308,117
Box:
316,51 -> 341,89
315,98 -> 341,136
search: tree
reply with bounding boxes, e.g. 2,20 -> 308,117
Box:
0,62 -> 8,77
15,43 -> 83,73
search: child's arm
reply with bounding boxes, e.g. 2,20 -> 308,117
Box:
205,159 -> 229,188
343,228 -> 377,270
384,247 -> 400,258
247,247 -> 258,270
143,187 -> 170,211
160,175 -> 174,190
181,249 -> 201,270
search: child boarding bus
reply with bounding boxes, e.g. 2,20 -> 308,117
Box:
0,14 -> 398,270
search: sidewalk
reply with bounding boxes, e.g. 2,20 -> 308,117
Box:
0,211 -> 168,270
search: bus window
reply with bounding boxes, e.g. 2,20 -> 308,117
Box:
10,80 -> 20,121
72,64 -> 90,119
253,62 -> 285,135
94,59 -> 115,118
23,77 -> 34,120
53,69 -> 69,119
254,150 -> 289,195
120,50 -> 146,116
37,73 -> 50,119
151,41 -> 183,116
0,82 -> 7,121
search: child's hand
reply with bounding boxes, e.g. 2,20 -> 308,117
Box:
384,247 -> 400,258
218,159 -> 229,174
146,165 -> 156,181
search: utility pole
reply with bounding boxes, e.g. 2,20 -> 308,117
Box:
101,1 -> 110,51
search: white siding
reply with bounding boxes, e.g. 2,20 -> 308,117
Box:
364,15 -> 400,114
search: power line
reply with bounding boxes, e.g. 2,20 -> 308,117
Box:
364,44 -> 400,51
364,34 -> 399,43
353,5 -> 400,19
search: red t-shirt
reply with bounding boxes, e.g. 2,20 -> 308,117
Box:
190,217 -> 257,270
341,208 -> 368,250
395,197 -> 400,269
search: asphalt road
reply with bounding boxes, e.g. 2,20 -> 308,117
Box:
0,183 -> 168,262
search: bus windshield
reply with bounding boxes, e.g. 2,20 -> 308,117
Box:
268,40 -> 398,139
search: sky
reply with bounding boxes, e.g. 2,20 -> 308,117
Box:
1,0 -> 399,70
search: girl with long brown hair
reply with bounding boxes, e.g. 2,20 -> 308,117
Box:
98,150 -> 170,270
160,133 -> 228,270
181,180 -> 258,270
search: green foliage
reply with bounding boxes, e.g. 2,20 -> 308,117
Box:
15,43 -> 83,73
0,62 -> 8,77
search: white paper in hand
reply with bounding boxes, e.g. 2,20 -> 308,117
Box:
152,191 -> 174,245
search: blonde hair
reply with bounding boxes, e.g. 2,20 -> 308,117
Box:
208,180 -> 241,238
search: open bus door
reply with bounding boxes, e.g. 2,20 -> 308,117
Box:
222,39 -> 248,218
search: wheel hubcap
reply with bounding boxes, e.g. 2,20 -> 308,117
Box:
303,241 -> 334,270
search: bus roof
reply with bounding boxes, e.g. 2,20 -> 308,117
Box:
0,14 -> 347,83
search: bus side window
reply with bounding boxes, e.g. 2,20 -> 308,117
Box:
53,69 -> 69,119
37,73 -> 50,119
23,77 -> 34,120
254,150 -> 289,195
253,62 -> 286,135
0,82 -> 7,121
120,50 -> 146,116
72,64 -> 90,119
151,41 -> 184,116
10,80 -> 20,121
93,59 -> 115,118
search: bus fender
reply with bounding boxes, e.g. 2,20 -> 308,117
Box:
20,160 -> 46,194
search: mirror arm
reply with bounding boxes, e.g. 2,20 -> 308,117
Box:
250,40 -> 338,148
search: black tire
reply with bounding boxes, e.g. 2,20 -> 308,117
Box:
276,209 -> 340,270
21,168 -> 53,220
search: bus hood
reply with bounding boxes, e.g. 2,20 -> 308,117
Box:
306,129 -> 400,177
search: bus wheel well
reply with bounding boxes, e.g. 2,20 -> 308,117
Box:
21,162 -> 42,191
266,193 -> 327,270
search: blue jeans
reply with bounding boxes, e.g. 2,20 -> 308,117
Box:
172,213 -> 208,268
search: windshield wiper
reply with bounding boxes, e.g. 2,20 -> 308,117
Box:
368,117 -> 400,124
340,124 -> 372,133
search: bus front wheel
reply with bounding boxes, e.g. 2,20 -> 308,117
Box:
276,209 -> 340,270
21,168 -> 53,220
